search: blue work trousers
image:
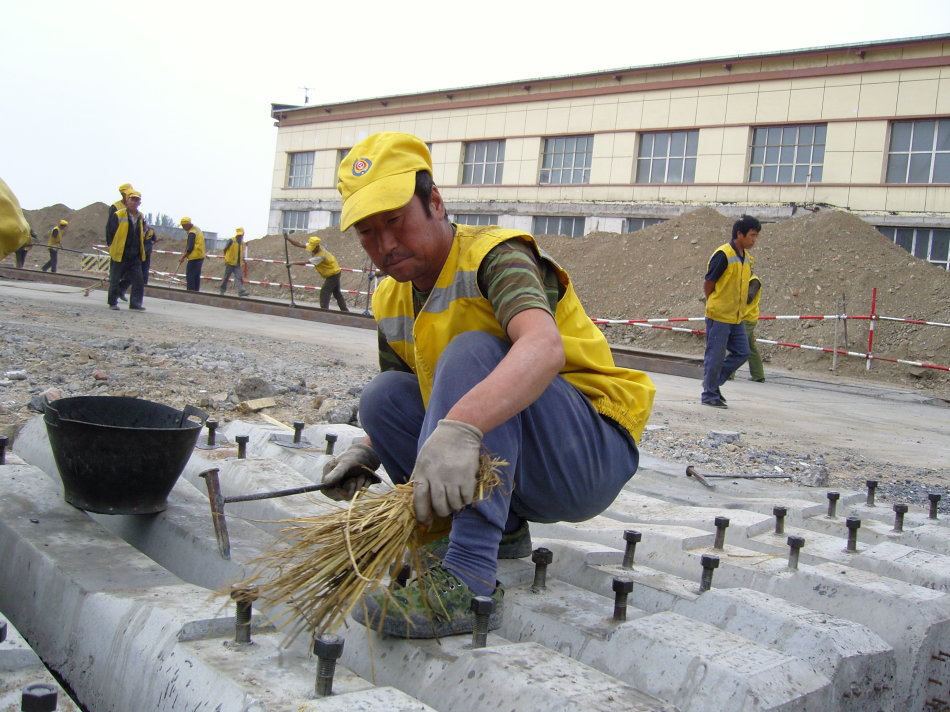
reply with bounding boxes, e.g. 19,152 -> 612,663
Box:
359,331 -> 639,595
185,258 -> 203,291
702,318 -> 750,402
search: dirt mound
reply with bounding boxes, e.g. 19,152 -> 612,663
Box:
17,202 -> 110,272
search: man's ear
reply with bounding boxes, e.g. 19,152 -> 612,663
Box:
429,185 -> 446,220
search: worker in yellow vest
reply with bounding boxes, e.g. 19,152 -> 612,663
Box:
41,219 -> 68,273
701,215 -> 761,407
285,234 -> 349,311
105,190 -> 147,311
177,217 -> 206,291
220,228 -> 249,296
320,132 -> 655,638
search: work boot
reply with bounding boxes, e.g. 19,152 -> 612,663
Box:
109,304 -> 120,311
351,565 -> 503,638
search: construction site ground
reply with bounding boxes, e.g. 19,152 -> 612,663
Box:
1,278 -> 947,509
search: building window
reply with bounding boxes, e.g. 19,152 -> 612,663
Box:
624,217 -> 666,233
749,124 -> 825,184
462,140 -> 505,185
281,210 -> 309,233
877,226 -> 950,269
287,152 -> 314,188
453,213 -> 499,226
636,131 -> 698,183
886,119 -> 950,184
329,211 -> 341,228
539,135 -> 592,185
532,216 -> 585,237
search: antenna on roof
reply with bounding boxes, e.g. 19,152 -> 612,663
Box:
299,87 -> 314,104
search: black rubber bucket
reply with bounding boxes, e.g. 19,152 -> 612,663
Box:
44,396 -> 207,515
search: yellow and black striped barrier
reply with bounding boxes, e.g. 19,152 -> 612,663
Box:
81,254 -> 110,272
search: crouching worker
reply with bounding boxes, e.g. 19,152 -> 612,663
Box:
321,132 -> 656,638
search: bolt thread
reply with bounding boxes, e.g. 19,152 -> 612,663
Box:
929,496 -> 941,520
713,528 -> 726,550
846,530 -> 858,552
622,541 -> 637,568
699,568 -> 714,592
234,601 -> 252,643
613,593 -> 628,621
315,659 -> 337,697
531,564 -> 547,591
471,613 -> 489,649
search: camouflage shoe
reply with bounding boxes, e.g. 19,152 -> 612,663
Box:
423,521 -> 532,561
351,565 -> 504,638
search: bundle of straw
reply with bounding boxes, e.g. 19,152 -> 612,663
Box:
233,454 -> 504,642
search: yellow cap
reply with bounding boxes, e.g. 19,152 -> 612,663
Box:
118,183 -> 133,194
125,190 -> 141,199
59,219 -> 69,226
337,132 -> 432,231
180,217 -> 191,226
306,236 -> 321,251
236,227 -> 244,236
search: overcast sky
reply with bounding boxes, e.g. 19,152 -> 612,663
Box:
1,0 -> 948,240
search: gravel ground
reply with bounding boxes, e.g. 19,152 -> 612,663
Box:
2,284 -> 947,515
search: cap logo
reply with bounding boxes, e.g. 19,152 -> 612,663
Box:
352,157 -> 372,177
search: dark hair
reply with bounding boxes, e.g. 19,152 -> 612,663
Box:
414,170 -> 434,218
732,214 -> 762,239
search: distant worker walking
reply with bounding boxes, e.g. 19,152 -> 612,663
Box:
220,227 -> 249,296
742,275 -> 765,382
105,190 -> 147,311
177,217 -> 206,292
286,234 -> 349,311
701,214 -> 761,408
41,219 -> 68,273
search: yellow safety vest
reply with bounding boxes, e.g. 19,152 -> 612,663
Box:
184,226 -> 206,260
0,178 -> 30,259
741,275 -> 762,322
705,242 -> 754,324
224,238 -> 244,266
108,209 -> 146,261
311,247 -> 341,278
48,227 -> 62,247
372,225 -> 656,441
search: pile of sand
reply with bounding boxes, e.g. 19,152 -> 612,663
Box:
12,203 -> 950,393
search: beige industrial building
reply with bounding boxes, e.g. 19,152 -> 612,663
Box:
268,33 -> 950,270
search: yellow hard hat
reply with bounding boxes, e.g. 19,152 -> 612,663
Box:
180,217 -> 191,226
306,236 -> 321,251
118,183 -> 133,194
236,227 -> 245,236
125,190 -> 141,199
59,219 -> 69,226
338,132 -> 432,231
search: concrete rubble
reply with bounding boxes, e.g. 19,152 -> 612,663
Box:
2,416 -> 949,712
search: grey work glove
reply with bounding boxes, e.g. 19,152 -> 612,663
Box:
321,443 -> 382,501
411,419 -> 483,526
